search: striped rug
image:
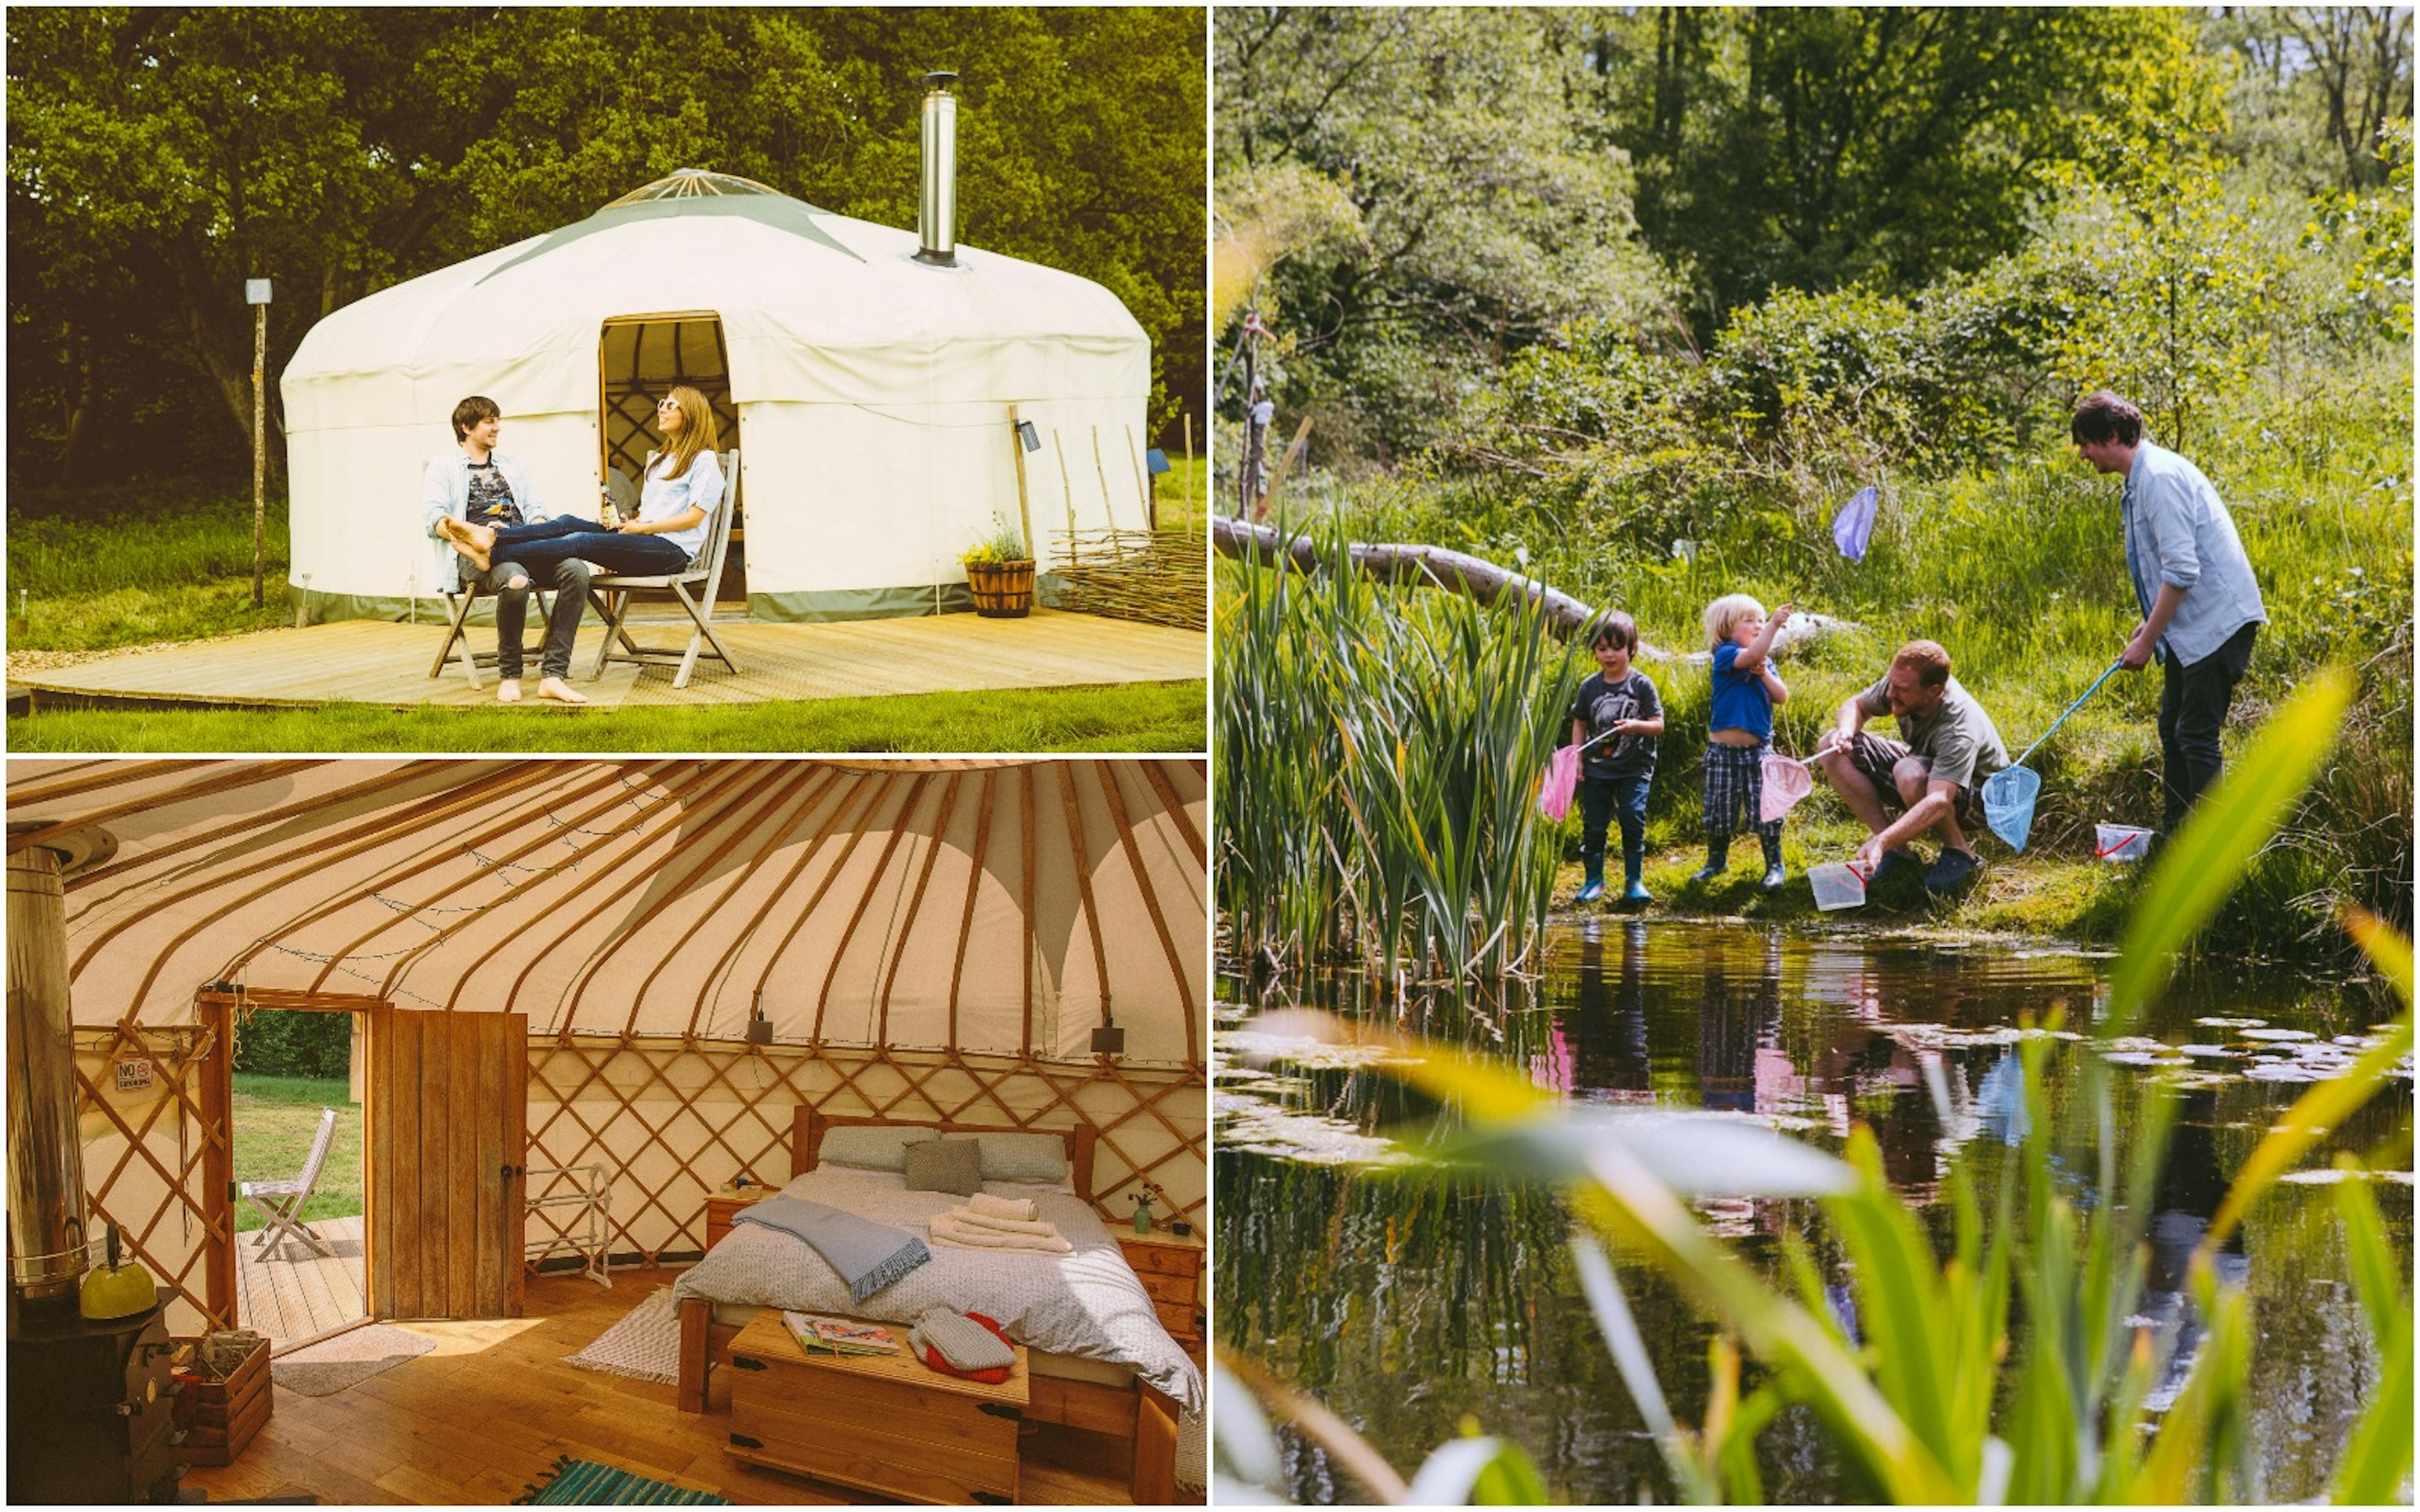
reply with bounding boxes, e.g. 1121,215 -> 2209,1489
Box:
512,1455 -> 728,1506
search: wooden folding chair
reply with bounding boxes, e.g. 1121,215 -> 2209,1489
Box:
427,563 -> 559,692
241,1106 -> 340,1260
587,448 -> 743,690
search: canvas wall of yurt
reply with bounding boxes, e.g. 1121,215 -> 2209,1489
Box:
282,153 -> 1155,626
6,757 -> 1207,1337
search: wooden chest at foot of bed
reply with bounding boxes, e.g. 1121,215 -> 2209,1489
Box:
724,1311 -> 1028,1504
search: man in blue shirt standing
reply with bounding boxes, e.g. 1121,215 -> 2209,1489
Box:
2071,391 -> 2267,835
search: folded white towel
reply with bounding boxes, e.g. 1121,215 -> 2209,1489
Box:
947,1206 -> 1060,1239
930,1211 -> 1073,1254
967,1192 -> 1038,1223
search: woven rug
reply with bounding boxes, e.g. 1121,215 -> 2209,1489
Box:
565,1286 -> 679,1384
270,1324 -> 435,1397
513,1455 -> 727,1506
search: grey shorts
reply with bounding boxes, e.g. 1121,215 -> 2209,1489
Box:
1840,732 -> 1988,830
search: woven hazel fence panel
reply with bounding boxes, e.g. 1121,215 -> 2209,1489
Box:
1051,529 -> 1207,631
524,1036 -> 1206,1269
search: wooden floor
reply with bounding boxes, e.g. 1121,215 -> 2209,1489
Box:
16,609 -> 1206,711
180,1268 -> 1146,1506
238,1215 -> 367,1349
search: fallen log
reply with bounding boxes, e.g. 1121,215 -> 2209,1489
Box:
1212,514 -> 1598,637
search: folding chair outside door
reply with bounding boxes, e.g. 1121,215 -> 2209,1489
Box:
242,1106 -> 340,1261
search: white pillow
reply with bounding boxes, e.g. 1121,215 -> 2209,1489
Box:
974,1130 -> 1069,1185
820,1124 -> 937,1172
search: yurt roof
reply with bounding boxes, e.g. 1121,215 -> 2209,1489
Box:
8,759 -> 1206,1067
280,170 -> 1148,417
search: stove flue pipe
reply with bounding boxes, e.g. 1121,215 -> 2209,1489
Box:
916,71 -> 960,268
8,843 -> 89,1303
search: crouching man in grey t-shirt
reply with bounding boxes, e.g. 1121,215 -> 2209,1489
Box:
1812,639 -> 2010,896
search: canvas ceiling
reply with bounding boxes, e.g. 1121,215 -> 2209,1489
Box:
7,759 -> 1207,1067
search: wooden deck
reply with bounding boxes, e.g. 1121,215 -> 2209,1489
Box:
180,1266 -> 1160,1506
13,609 -> 1206,712
238,1214 -> 367,1349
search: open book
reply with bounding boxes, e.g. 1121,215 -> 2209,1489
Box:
781,1310 -> 899,1357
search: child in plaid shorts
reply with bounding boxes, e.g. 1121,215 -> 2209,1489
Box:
1694,594 -> 1795,892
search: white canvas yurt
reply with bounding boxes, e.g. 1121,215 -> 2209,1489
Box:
6,757 -> 1206,1502
281,93 -> 1154,624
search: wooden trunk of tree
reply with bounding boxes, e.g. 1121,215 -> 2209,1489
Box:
1211,514 -> 1597,634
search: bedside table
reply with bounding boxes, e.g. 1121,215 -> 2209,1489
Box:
705,1186 -> 777,1250
1117,1229 -> 1205,1354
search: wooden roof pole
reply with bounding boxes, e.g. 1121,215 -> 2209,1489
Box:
813,775 -> 934,1038
1090,763 -> 1198,1064
678,765 -> 850,1037
1054,764 -> 1112,1034
873,772 -> 964,1046
1135,759 -> 1206,869
738,771 -> 899,1040
943,770 -> 999,1052
1021,767 -> 1036,1061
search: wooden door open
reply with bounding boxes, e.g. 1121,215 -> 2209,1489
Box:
366,1008 -> 527,1319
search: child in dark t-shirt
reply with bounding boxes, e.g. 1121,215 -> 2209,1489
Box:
1565,611 -> 1665,905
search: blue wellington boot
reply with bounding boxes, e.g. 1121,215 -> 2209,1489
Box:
1574,857 -> 1606,905
1622,862 -> 1653,905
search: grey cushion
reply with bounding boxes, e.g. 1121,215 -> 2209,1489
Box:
821,1124 -> 936,1172
911,1307 -> 1016,1372
974,1131 -> 1069,1185
902,1137 -> 984,1198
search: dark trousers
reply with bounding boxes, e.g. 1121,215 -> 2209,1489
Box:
2158,622 -> 2257,832
1579,771 -> 1652,876
479,556 -> 592,681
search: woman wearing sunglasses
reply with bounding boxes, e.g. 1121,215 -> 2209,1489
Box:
438,384 -> 725,589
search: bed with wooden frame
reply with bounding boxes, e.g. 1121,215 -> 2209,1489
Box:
676,1110 -> 1185,1504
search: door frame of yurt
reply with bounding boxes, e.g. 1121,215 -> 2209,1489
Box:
599,310 -> 744,609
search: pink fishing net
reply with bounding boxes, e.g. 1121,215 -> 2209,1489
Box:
1538,744 -> 1579,822
1760,751 -> 1813,824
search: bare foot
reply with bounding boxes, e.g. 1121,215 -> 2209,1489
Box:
537,677 -> 589,706
439,517 -> 493,573
496,678 -> 522,703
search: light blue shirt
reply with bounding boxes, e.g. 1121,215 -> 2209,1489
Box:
2121,441 -> 2266,665
421,449 -> 563,588
641,450 -> 724,559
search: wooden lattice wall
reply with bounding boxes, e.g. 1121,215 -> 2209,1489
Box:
525,1034 -> 1206,1266
70,1019 -> 230,1335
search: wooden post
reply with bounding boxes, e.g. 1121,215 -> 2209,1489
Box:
1007,405 -> 1035,563
1052,430 -> 1076,541
1091,426 -> 1115,531
251,299 -> 267,608
1125,425 -> 1150,532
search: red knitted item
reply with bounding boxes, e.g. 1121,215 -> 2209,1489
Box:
919,1310 -> 1014,1384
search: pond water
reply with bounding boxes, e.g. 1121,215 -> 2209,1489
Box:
1216,920 -> 2412,1504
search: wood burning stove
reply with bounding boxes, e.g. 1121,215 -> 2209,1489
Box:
7,1293 -> 183,1504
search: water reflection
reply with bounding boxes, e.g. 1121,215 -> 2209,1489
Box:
1219,921 -> 2411,1504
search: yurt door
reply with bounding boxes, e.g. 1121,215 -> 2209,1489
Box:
365,1007 -> 528,1319
599,312 -> 743,607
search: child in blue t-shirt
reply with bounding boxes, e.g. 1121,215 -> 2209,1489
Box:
1695,595 -> 1794,891
1565,611 -> 1665,905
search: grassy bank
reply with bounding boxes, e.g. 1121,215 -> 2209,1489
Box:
231,1074 -> 362,1232
8,481 -> 293,653
1224,363 -> 2411,961
9,679 -> 1206,753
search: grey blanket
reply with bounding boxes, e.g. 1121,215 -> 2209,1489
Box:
734,1194 -> 930,1304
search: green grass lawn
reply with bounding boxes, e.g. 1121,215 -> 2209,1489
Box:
8,678 -> 1206,752
231,1074 -> 362,1232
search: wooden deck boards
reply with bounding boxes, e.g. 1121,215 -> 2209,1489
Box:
18,610 -> 1206,712
180,1267 -> 1160,1506
236,1213 -> 367,1347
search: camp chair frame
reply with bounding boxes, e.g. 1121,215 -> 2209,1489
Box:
241,1106 -> 340,1260
428,558 -> 563,692
586,447 -> 742,690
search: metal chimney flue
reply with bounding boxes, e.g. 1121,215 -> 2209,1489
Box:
8,842 -> 91,1305
916,71 -> 960,267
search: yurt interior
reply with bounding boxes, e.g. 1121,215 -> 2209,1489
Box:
600,313 -> 744,607
6,758 -> 1209,1506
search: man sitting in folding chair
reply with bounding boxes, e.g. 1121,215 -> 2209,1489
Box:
422,394 -> 596,705
242,1106 -> 342,1261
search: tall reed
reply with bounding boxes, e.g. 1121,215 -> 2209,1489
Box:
1215,516 -> 1579,980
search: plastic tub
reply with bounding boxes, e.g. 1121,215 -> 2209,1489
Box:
1809,861 -> 1869,911
2094,823 -> 2153,862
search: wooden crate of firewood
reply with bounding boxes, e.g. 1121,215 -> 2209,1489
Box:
173,1331 -> 272,1467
